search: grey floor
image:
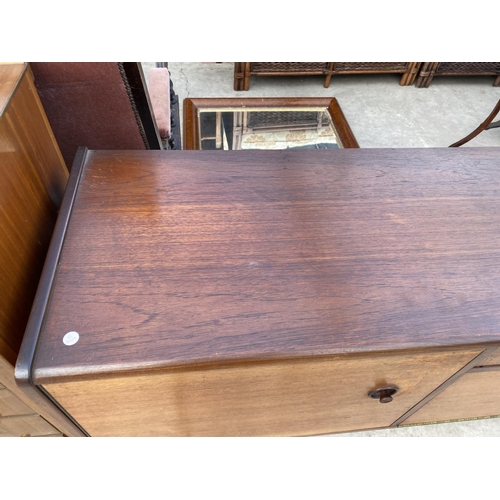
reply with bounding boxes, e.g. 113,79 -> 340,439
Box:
144,62 -> 500,436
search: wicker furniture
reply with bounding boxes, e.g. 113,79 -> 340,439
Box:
449,99 -> 500,147
416,62 -> 500,88
234,62 -> 421,90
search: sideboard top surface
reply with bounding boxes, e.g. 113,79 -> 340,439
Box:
30,148 -> 500,381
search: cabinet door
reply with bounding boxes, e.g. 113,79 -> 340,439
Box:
43,348 -> 482,436
403,369 -> 500,426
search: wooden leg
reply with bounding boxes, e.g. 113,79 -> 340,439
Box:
243,62 -> 251,91
400,62 -> 421,86
324,63 -> 334,88
234,62 -> 244,91
494,76 -> 500,87
415,62 -> 436,88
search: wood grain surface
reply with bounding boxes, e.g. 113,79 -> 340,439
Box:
0,386 -> 34,417
31,148 -> 500,382
0,414 -> 61,437
0,63 -> 68,365
403,370 -> 500,425
475,348 -> 500,367
1,356 -> 81,436
0,64 -> 24,115
44,348 -> 481,436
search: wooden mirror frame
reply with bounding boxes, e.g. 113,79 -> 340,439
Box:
183,97 -> 359,150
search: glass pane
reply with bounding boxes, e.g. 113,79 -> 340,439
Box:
198,107 -> 341,150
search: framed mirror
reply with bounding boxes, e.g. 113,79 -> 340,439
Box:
183,98 -> 359,150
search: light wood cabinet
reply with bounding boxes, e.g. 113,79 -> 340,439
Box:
0,63 -> 83,436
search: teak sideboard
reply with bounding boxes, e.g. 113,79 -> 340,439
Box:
16,148 -> 500,436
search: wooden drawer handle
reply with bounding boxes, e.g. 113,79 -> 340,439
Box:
368,386 -> 399,403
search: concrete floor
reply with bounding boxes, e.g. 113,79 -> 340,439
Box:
143,62 -> 500,436
144,62 -> 500,150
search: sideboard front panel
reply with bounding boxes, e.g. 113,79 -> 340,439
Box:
43,348 -> 481,436
403,369 -> 500,426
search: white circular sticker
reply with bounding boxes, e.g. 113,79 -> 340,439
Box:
63,331 -> 79,346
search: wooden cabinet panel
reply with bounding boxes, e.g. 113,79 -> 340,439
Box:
44,348 -> 481,436
0,63 -> 67,366
0,415 -> 61,437
1,355 -> 80,436
403,370 -> 500,425
0,387 -> 34,417
476,349 -> 500,367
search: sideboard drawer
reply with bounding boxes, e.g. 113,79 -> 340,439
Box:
476,349 -> 500,367
403,370 -> 500,426
43,348 -> 481,436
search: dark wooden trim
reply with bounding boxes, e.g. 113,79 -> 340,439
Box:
390,347 -> 498,427
33,343 -> 499,385
327,98 -> 359,148
183,97 -> 200,150
15,147 -> 90,437
183,97 -> 359,150
121,62 -> 162,150
242,70 -> 333,77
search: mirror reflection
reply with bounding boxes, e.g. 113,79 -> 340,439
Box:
198,108 -> 341,150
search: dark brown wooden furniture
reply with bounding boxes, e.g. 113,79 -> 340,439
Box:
234,62 -> 421,90
0,63 -> 84,436
16,147 -> 500,436
416,62 -> 500,88
29,62 -> 181,170
184,98 -> 359,150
